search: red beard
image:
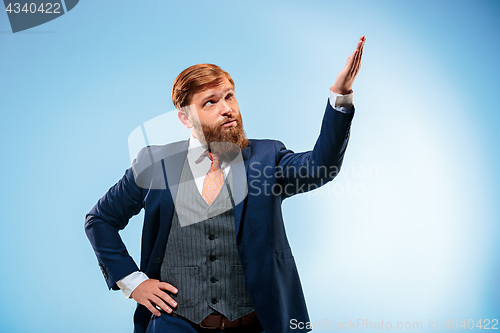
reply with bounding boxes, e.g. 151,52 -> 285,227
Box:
194,113 -> 249,155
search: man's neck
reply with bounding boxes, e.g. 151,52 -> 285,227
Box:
189,133 -> 207,150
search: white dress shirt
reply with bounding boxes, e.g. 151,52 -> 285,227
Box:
116,91 -> 354,298
186,133 -> 232,194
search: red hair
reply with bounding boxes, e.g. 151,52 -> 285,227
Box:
172,64 -> 234,110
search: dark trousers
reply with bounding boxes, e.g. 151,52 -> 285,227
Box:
146,313 -> 266,333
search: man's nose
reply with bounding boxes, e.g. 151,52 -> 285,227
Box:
217,99 -> 232,115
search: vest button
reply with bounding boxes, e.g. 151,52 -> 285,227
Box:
155,257 -> 162,264
209,234 -> 215,240
209,255 -> 217,262
210,277 -> 218,283
211,298 -> 218,304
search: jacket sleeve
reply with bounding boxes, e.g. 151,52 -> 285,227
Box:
276,99 -> 354,198
85,166 -> 144,290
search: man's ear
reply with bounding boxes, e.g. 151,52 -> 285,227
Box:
178,109 -> 193,128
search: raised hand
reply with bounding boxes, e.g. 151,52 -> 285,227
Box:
330,36 -> 366,95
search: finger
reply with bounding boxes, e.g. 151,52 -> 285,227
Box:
352,38 -> 366,75
345,51 -> 355,67
151,294 -> 173,313
155,289 -> 178,309
346,36 -> 365,68
349,50 -> 360,76
356,38 -> 363,52
354,36 -> 365,61
355,39 -> 366,73
353,48 -> 362,73
145,301 -> 162,317
160,282 -> 178,294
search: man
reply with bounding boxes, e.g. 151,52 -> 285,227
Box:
85,36 -> 366,333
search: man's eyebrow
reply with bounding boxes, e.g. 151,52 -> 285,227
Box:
201,88 -> 234,101
202,94 -> 216,101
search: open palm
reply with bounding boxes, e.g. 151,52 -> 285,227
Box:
331,36 -> 366,95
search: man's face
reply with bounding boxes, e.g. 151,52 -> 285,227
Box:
181,76 -> 248,154
190,76 -> 240,130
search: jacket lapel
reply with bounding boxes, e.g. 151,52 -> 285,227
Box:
159,140 -> 189,233
233,144 -> 251,238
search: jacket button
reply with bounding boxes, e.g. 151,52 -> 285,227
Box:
210,277 -> 218,283
211,298 -> 218,304
209,255 -> 217,262
156,257 -> 162,264
208,234 -> 215,240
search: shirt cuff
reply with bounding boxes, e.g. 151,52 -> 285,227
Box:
116,271 -> 149,299
329,90 -> 354,113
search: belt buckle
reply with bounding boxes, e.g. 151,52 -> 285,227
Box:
199,323 -> 218,330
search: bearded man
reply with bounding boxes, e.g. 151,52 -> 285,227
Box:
85,36 -> 366,333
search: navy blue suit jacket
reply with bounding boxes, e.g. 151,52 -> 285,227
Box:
85,99 -> 354,333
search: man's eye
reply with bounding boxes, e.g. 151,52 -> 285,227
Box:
226,94 -> 234,101
204,101 -> 214,107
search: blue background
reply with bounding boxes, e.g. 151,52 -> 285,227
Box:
0,0 -> 499,331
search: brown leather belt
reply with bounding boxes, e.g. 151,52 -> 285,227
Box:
172,311 -> 259,330
200,311 -> 259,330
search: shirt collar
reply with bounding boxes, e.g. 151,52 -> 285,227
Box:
187,134 -> 231,169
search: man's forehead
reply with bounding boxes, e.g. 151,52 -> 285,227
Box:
194,77 -> 233,98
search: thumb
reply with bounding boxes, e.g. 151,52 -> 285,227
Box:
345,51 -> 356,68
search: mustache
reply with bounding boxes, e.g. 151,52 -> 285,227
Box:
215,117 -> 238,128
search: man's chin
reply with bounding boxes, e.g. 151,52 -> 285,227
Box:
198,121 -> 249,153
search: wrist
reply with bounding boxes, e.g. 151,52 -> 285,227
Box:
117,271 -> 150,299
330,87 -> 353,95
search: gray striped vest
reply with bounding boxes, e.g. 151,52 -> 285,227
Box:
160,157 -> 254,324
